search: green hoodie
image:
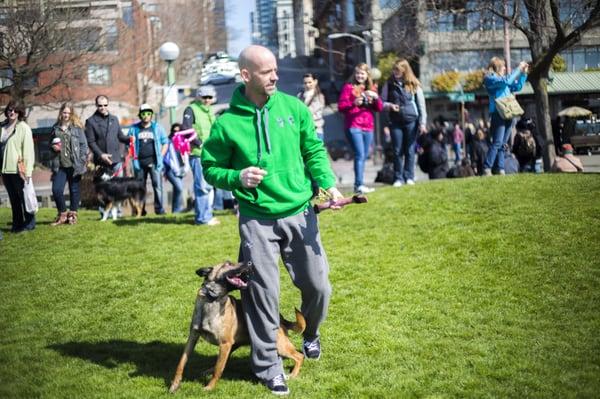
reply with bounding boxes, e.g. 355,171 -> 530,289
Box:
201,85 -> 336,219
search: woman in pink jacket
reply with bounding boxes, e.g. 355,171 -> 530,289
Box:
338,63 -> 383,194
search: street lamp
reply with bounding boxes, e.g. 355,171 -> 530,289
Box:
159,41 -> 180,126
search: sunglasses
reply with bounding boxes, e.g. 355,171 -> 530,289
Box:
140,111 -> 153,117
201,96 -> 213,100
96,104 -> 108,108
6,108 -> 16,114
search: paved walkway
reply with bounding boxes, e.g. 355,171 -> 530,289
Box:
1,154 -> 599,209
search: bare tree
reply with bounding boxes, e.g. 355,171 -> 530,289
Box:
154,0 -> 228,80
0,1 -> 114,105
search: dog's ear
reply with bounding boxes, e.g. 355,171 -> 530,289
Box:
195,267 -> 213,278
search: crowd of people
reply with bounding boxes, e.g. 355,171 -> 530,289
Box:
2,54 -> 588,234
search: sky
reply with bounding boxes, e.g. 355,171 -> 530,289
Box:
226,0 -> 255,57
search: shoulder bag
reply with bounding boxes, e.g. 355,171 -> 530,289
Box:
495,94 -> 524,120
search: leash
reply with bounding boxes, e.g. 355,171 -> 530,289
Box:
112,136 -> 137,177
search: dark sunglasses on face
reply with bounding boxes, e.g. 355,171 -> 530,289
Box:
201,96 -> 213,100
96,104 -> 108,108
6,108 -> 16,113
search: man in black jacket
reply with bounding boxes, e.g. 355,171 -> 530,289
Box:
85,95 -> 130,175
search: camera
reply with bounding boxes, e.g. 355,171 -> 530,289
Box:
360,92 -> 370,106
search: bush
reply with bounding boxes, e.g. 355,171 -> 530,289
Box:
463,70 -> 484,91
431,70 -> 460,92
376,52 -> 398,83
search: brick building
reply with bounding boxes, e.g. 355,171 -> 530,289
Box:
0,0 -> 158,128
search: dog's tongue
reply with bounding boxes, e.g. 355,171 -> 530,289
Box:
227,275 -> 248,288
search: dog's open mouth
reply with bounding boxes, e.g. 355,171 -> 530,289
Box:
224,263 -> 252,290
226,272 -> 249,289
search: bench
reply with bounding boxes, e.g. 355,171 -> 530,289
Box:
570,135 -> 600,150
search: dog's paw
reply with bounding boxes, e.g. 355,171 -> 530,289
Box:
168,381 -> 180,393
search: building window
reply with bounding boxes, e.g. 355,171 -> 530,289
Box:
64,27 -> 101,52
88,65 -> 111,85
105,25 -> 118,51
561,47 -> 600,71
122,6 -> 133,28
0,68 -> 13,89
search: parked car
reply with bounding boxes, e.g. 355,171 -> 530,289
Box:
200,72 -> 241,85
326,139 -> 353,161
199,61 -> 241,85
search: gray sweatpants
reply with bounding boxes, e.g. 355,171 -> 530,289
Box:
239,206 -> 332,381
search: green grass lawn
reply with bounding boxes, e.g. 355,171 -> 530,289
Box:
1,173 -> 599,398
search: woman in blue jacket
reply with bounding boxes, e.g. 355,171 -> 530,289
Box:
483,57 -> 528,176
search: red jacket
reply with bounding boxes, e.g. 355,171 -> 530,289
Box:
338,83 -> 383,131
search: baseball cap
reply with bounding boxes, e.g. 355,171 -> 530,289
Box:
139,103 -> 153,113
196,85 -> 216,98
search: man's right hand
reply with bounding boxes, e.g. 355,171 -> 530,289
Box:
240,166 -> 267,188
100,153 -> 113,165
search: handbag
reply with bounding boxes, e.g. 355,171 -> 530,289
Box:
495,94 -> 524,120
24,179 -> 39,214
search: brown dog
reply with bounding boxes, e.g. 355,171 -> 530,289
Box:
169,261 -> 306,392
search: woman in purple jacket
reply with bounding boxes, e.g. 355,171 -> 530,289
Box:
338,63 -> 383,194
483,57 -> 528,175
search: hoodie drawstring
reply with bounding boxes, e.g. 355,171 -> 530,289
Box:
255,107 -> 271,164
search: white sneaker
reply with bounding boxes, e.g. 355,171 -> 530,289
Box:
356,185 -> 375,194
406,179 -> 415,185
483,168 -> 492,176
206,217 -> 221,226
392,180 -> 403,187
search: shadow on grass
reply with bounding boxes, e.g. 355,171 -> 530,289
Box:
47,340 -> 253,388
113,216 -> 196,226
112,210 -> 235,226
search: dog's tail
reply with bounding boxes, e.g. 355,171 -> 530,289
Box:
280,308 -> 306,334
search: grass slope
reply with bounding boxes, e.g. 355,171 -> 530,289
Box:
1,174 -> 599,398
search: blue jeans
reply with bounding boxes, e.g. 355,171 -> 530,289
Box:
389,121 -> 417,182
164,167 -> 184,213
453,143 -> 462,163
190,157 -> 214,224
52,167 -> 81,212
135,165 -> 165,214
346,128 -> 373,190
484,112 -> 514,171
213,188 -> 234,210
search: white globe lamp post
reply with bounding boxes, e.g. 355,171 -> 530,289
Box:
159,42 -> 180,126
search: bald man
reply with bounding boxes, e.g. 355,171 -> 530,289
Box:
201,45 -> 343,395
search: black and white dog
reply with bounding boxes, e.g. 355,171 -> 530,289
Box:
94,168 -> 146,221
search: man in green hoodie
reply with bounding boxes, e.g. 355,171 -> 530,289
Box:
202,45 -> 343,395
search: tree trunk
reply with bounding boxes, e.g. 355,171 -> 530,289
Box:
530,76 -> 556,171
